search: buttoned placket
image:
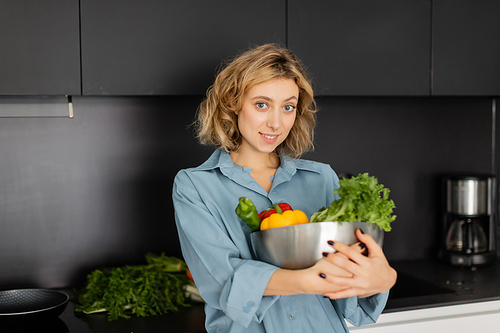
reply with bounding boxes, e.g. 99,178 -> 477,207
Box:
218,150 -> 297,205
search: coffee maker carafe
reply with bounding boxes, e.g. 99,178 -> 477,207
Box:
439,174 -> 497,266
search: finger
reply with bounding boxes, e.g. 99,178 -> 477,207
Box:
324,288 -> 358,300
322,251 -> 362,277
327,240 -> 366,265
352,241 -> 367,255
323,242 -> 364,260
317,258 -> 353,278
320,273 -> 359,291
321,271 -> 376,299
355,228 -> 383,257
325,290 -> 377,300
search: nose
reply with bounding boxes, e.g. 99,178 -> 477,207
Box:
266,108 -> 281,132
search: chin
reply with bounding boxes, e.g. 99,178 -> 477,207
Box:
259,144 -> 280,154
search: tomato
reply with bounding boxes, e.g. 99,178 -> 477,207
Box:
186,269 -> 194,282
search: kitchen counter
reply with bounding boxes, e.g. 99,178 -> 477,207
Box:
386,257 -> 500,312
8,258 -> 500,333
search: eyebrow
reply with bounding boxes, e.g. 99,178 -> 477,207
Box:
251,95 -> 298,102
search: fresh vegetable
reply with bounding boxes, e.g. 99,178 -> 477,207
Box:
75,253 -> 192,321
310,173 -> 396,231
235,197 -> 261,231
186,269 -> 194,282
260,204 -> 309,230
258,203 -> 293,220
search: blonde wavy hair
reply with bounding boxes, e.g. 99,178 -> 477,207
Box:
195,43 -> 318,158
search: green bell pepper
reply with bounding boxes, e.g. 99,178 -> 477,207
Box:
235,197 -> 261,232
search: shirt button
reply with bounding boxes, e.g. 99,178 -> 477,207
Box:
289,314 -> 294,320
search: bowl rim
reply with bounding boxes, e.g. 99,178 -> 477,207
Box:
252,221 -> 384,234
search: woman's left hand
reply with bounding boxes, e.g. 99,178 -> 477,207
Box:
321,228 -> 397,299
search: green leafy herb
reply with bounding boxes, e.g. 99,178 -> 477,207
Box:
310,173 -> 396,231
75,253 -> 191,321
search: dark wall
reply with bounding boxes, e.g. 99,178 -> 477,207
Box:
0,96 -> 494,289
306,97 -> 493,260
0,96 -> 212,289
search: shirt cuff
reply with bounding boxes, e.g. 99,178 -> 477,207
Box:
220,260 -> 279,328
338,291 -> 389,327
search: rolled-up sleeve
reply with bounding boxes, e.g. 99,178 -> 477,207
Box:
173,171 -> 279,328
337,291 -> 389,327
220,260 -> 278,326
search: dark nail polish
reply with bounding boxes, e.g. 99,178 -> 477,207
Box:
359,228 -> 365,234
322,252 -> 329,257
359,243 -> 366,250
327,240 -> 334,246
319,273 -> 326,279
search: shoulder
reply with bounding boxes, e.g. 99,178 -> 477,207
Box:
187,149 -> 224,173
293,158 -> 337,178
294,158 -> 332,170
174,150 -> 222,184
173,150 -> 219,194
290,158 -> 340,193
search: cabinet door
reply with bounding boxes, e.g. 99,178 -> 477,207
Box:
432,0 -> 500,95
81,0 -> 285,96
288,0 -> 431,96
0,0 -> 80,96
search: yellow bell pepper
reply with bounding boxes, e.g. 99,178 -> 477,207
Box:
260,207 -> 309,230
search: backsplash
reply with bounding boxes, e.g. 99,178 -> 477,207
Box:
0,96 -> 494,289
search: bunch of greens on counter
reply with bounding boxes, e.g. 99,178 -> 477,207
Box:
310,173 -> 396,231
74,253 -> 192,321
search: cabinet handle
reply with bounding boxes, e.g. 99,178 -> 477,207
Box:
68,95 -> 74,118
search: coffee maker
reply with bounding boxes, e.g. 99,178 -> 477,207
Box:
439,174 -> 497,266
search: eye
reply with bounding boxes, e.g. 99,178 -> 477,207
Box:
256,102 -> 268,110
283,104 -> 296,112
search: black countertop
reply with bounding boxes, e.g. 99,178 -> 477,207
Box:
7,258 -> 500,333
385,257 -> 500,313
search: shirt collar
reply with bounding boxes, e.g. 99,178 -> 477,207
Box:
195,149 -> 321,176
195,149 -> 322,195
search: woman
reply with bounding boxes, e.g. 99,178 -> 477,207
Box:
173,43 -> 397,332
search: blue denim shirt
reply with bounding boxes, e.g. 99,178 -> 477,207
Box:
173,149 -> 388,332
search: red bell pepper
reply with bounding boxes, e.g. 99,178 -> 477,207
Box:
258,203 -> 293,220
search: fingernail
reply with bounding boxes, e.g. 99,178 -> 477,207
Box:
358,228 -> 365,234
327,240 -> 334,246
322,252 -> 329,257
319,273 -> 326,279
359,243 -> 366,250
323,295 -> 330,298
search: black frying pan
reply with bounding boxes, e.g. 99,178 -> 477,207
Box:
0,289 -> 69,321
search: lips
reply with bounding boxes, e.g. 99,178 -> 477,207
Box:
260,133 -> 279,143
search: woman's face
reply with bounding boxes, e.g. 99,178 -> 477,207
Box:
236,78 -> 299,156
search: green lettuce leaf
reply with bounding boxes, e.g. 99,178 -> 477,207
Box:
310,173 -> 396,231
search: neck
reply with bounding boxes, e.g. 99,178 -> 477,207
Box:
230,149 -> 280,170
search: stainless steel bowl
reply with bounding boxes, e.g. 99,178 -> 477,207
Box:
250,221 -> 384,269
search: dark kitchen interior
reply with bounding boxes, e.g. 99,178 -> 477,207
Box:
1,0 -> 500,331
0,95 -> 495,288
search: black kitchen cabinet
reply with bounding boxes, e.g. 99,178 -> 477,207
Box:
432,1 -> 500,96
0,0 -> 80,96
80,0 -> 285,96
288,0 -> 431,96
